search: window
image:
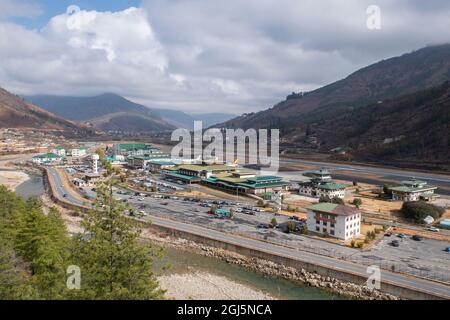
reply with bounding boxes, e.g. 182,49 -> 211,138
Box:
316,220 -> 320,225
331,223 -> 335,228
316,226 -> 320,232
330,230 -> 335,235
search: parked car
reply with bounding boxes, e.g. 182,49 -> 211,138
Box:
384,232 -> 392,237
257,223 -> 269,229
397,233 -> 406,239
391,240 -> 400,247
412,235 -> 423,241
445,247 -> 450,253
426,227 -> 440,232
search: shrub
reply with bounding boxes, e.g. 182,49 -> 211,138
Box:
357,242 -> 364,249
401,201 -> 445,222
331,197 -> 345,205
352,198 -> 363,208
350,240 -> 356,248
287,221 -> 296,233
270,218 -> 278,228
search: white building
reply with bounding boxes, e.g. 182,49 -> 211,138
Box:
299,169 -> 346,199
306,203 -> 361,240
32,153 -> 63,165
51,147 -> 66,157
389,179 -> 438,202
70,147 -> 87,158
92,154 -> 99,174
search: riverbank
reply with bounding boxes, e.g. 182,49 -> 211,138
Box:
0,170 -> 30,191
140,230 -> 399,300
159,272 -> 275,300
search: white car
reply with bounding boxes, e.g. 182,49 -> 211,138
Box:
426,227 -> 440,232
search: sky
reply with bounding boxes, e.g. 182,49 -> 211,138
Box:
0,0 -> 450,114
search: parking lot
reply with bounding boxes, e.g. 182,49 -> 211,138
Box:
112,189 -> 450,283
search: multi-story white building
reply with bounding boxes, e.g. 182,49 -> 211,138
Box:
306,203 -> 361,240
70,147 -> 87,158
389,179 -> 438,202
51,147 -> 66,157
299,169 -> 346,199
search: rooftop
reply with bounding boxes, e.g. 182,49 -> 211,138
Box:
33,153 -> 61,159
306,203 -> 360,216
247,176 -> 282,182
116,143 -> 156,150
178,164 -> 235,172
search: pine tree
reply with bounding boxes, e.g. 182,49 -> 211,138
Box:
70,184 -> 165,300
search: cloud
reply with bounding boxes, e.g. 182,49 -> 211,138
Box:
0,0 -> 42,19
1,1 -> 450,114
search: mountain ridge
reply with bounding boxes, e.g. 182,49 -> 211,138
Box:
0,87 -> 93,136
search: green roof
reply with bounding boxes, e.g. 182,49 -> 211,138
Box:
305,203 -> 359,216
178,164 -> 234,172
165,172 -> 201,181
316,182 -> 347,190
149,160 -> 175,166
116,143 -> 155,150
390,186 -> 437,193
237,181 -> 289,189
247,176 -> 282,182
129,154 -> 170,160
33,153 -> 61,159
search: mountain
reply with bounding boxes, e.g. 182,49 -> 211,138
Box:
25,93 -> 175,133
0,87 -> 92,136
218,44 -> 450,131
151,109 -> 237,129
25,93 -> 236,131
309,81 -> 450,169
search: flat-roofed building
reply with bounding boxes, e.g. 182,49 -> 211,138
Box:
164,164 -> 236,184
148,160 -> 176,173
204,172 -> 290,195
70,147 -> 87,158
299,169 -> 346,199
51,147 -> 66,157
113,143 -> 160,157
389,178 -> 438,202
306,203 -> 361,240
32,153 -> 62,165
127,154 -> 171,169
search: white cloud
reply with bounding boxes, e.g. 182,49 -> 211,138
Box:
0,0 -> 41,19
1,1 -> 450,114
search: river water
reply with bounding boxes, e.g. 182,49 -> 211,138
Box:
12,172 -> 343,300
155,247 -> 344,300
15,173 -> 45,199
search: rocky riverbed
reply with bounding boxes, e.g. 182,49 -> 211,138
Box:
141,230 -> 400,300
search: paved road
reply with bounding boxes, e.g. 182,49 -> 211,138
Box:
147,214 -> 450,299
47,167 -> 85,206
46,167 -> 450,299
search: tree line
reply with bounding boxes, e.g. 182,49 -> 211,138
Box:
0,185 -> 165,300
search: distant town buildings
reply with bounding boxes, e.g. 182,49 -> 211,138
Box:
306,203 -> 361,240
298,169 -> 347,199
32,153 -> 62,165
69,147 -> 88,158
113,143 -> 160,157
389,178 -> 438,202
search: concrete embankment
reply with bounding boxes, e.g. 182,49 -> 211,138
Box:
41,168 -> 448,300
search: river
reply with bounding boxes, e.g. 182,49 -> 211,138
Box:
15,173 -> 45,199
155,247 -> 344,300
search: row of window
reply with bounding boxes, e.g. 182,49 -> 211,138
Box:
316,226 -> 335,235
